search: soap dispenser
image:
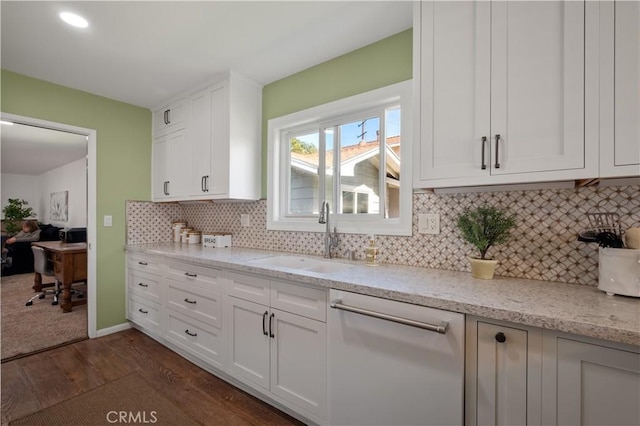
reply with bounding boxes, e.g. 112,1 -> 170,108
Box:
365,235 -> 379,266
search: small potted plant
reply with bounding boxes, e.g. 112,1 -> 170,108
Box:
456,206 -> 516,279
2,198 -> 36,236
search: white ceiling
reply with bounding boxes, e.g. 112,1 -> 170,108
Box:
0,1 -> 412,176
1,1 -> 413,109
1,122 -> 87,175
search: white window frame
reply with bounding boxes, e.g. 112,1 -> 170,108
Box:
267,80 -> 412,236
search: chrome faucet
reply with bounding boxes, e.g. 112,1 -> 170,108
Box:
319,200 -> 339,258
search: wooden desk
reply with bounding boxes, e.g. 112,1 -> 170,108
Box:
32,241 -> 87,313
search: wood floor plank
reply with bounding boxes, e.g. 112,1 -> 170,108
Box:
0,361 -> 42,425
70,335 -> 134,382
1,329 -> 304,426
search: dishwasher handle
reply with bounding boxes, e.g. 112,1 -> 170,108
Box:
330,299 -> 449,335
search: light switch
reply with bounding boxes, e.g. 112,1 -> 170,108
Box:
104,215 -> 113,227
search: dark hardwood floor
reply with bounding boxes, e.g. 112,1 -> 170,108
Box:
1,328 -> 306,426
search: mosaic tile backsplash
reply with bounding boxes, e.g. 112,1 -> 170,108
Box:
126,185 -> 640,286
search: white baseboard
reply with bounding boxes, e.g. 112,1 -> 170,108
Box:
95,322 -> 131,338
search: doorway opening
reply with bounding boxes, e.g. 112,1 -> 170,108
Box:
1,113 -> 97,361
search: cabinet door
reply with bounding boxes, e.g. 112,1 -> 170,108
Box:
476,322 -> 528,426
152,130 -> 189,200
600,1 -> 640,177
491,0 -> 585,175
417,1 -> 491,182
270,308 -> 327,419
227,296 -> 270,390
189,87 -> 212,196
208,83 -> 229,196
553,338 -> 640,426
152,134 -> 170,200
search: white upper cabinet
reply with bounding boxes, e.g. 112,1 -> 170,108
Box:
188,72 -> 262,200
600,1 -> 640,178
415,1 -> 599,188
151,71 -> 261,202
152,129 -> 191,200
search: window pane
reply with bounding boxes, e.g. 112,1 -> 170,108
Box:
324,128 -> 334,213
338,116 -> 380,215
288,132 -> 319,215
385,106 -> 401,218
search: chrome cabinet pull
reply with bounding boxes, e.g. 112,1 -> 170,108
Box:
494,134 -> 501,169
184,298 -> 196,304
138,308 -> 148,314
330,299 -> 449,334
137,282 -> 149,288
269,313 -> 275,338
184,329 -> 197,337
184,272 -> 197,278
262,311 -> 269,336
481,136 -> 488,170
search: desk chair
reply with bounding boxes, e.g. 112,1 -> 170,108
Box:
26,246 -> 59,306
26,246 -> 85,306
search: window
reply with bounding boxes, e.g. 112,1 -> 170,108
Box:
267,81 -> 412,236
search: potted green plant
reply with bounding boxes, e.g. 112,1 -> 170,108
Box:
2,198 -> 36,236
456,206 -> 516,279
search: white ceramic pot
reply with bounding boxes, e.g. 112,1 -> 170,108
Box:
469,258 -> 498,280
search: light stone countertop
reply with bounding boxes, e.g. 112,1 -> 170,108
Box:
125,242 -> 640,346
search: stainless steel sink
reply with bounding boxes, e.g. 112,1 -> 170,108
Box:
247,255 -> 353,275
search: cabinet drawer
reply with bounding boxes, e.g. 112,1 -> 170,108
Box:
167,280 -> 221,328
166,261 -> 222,289
128,255 -> 163,276
227,271 -> 270,305
271,281 -> 327,322
166,309 -> 225,369
128,295 -> 163,335
128,270 -> 163,304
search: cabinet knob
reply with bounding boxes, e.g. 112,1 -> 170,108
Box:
495,332 -> 506,343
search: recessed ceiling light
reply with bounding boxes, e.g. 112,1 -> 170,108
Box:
59,12 -> 89,28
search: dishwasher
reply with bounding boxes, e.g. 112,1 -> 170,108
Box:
328,289 -> 465,426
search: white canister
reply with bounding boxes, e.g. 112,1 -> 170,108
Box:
180,228 -> 193,244
187,231 -> 201,244
172,221 -> 187,242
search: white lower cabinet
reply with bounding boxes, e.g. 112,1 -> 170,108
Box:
465,316 -> 542,426
164,261 -> 225,370
542,332 -> 640,426
126,254 -> 166,336
227,271 -> 327,423
468,316 -> 640,426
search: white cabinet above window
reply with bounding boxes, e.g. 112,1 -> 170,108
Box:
414,1 -> 599,189
151,71 -> 261,202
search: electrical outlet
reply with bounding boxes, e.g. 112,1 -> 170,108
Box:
240,214 -> 251,227
418,213 -> 440,235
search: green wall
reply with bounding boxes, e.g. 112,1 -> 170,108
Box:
261,29 -> 412,196
1,69 -> 151,331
